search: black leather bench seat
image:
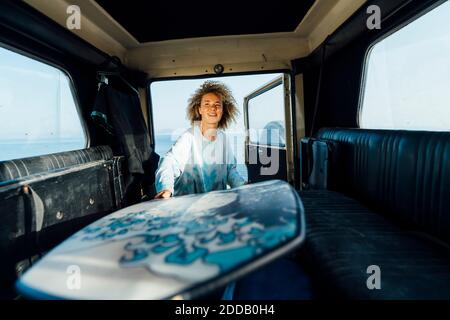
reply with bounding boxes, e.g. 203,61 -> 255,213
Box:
299,189 -> 450,299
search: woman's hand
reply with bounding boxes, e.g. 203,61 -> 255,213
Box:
154,189 -> 172,199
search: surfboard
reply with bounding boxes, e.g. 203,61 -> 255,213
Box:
16,180 -> 305,300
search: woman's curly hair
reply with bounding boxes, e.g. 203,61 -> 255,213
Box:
187,81 -> 239,129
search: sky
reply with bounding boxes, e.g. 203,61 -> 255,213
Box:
150,73 -> 283,136
0,47 -> 85,141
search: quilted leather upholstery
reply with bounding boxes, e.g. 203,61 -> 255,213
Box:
317,128 -> 450,243
299,128 -> 450,299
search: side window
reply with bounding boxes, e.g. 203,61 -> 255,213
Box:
360,1 -> 450,131
246,76 -> 286,147
0,46 -> 86,161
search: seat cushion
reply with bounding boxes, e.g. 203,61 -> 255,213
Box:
300,190 -> 450,299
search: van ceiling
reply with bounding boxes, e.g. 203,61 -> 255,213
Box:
95,0 -> 317,43
23,0 -> 367,77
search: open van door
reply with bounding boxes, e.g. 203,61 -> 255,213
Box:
243,74 -> 295,185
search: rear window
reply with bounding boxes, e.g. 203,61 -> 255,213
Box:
0,46 -> 86,161
149,73 -> 284,182
359,1 -> 450,131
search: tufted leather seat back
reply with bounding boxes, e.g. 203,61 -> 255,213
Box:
316,128 -> 450,243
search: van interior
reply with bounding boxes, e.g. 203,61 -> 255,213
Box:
0,0 -> 449,300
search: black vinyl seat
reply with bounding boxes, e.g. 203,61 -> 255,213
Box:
299,190 -> 450,299
299,128 -> 450,299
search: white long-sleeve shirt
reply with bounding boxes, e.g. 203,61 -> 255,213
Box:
155,124 -> 246,196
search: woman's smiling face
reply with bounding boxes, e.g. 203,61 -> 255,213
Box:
198,93 -> 223,126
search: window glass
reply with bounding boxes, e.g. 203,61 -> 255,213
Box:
247,81 -> 286,147
360,1 -> 450,131
0,46 -> 86,161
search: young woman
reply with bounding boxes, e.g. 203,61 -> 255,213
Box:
154,81 -> 246,198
